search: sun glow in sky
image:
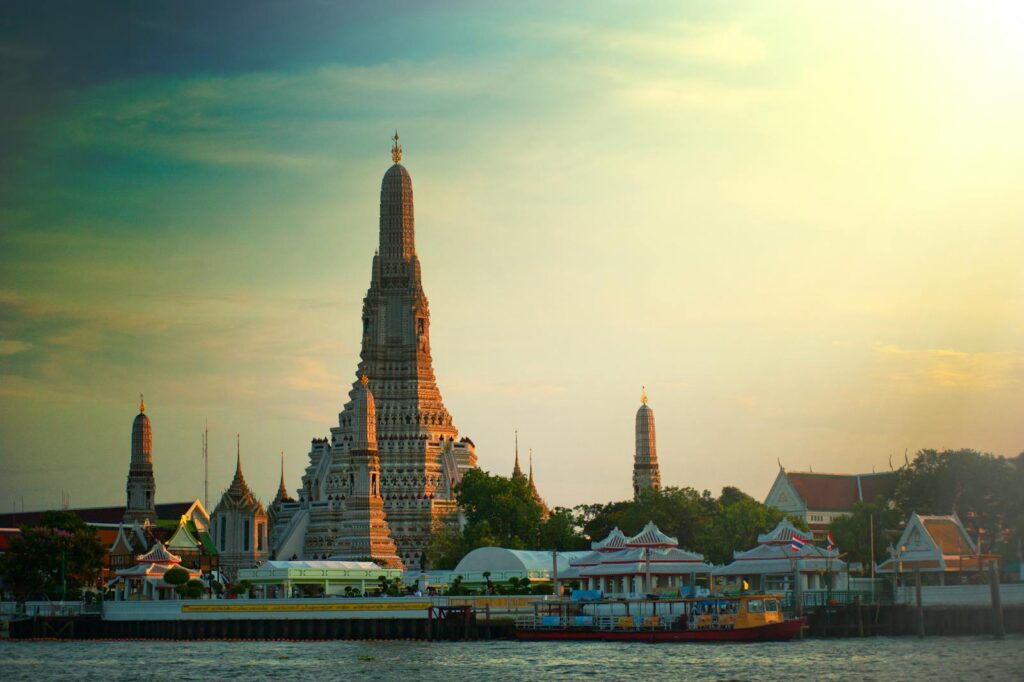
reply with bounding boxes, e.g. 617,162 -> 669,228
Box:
1,1 -> 1023,511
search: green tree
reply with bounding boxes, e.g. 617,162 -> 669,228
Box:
538,507 -> 588,551
576,487 -> 716,550
163,566 -> 190,586
699,489 -> 790,565
892,449 -> 1019,556
0,510 -> 105,599
426,515 -> 466,569
828,499 -> 902,572
175,578 -> 205,599
457,469 -> 545,550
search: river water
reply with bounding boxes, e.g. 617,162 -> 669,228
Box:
2,635 -> 1022,680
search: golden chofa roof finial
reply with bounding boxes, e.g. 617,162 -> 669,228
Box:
391,131 -> 402,164
139,393 -> 146,413
361,374 -> 370,388
641,386 -> 647,405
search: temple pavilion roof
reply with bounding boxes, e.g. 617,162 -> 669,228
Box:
592,527 -> 628,552
625,521 -> 679,548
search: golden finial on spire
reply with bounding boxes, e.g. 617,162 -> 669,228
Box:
641,386 -> 648,405
139,393 -> 145,413
361,374 -> 370,388
391,131 -> 402,164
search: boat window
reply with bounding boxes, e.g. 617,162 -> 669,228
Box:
765,600 -> 779,612
747,599 -> 764,613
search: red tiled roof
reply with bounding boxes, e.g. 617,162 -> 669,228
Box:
786,472 -> 896,512
0,528 -> 19,552
859,474 -> 897,504
1,501 -> 197,528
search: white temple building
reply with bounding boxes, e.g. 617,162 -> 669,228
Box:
562,523 -> 713,596
875,512 -> 998,585
712,518 -> 848,594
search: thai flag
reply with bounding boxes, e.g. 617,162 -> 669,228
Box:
789,534 -> 807,552
826,532 -> 836,551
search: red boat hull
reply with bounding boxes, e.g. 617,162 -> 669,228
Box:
515,618 -> 806,642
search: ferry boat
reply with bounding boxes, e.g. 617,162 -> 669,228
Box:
515,594 -> 805,642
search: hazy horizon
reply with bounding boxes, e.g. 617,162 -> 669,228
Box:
2,1 -> 1023,514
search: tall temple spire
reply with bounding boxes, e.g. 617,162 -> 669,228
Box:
512,430 -> 524,480
527,447 -> 549,519
278,452 -> 288,498
278,134 -> 477,568
634,387 -> 662,499
125,396 -> 156,524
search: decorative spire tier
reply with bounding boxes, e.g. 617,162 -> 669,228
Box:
332,377 -> 405,570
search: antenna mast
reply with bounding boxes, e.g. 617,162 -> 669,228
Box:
202,420 -> 209,511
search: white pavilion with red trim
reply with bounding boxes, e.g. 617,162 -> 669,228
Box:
113,541 -> 202,601
712,518 -> 848,594
563,522 -> 713,596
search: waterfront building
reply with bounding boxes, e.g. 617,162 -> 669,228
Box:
875,512 -> 1000,585
712,518 -> 848,594
562,523 -> 712,596
4,500 -> 210,578
633,388 -> 662,499
210,438 -> 269,581
239,560 -> 404,598
764,467 -> 896,540
329,376 -> 405,570
124,396 -> 157,525
112,541 -> 200,601
272,135 -> 478,567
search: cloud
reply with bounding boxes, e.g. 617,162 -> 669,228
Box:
532,20 -> 767,67
873,344 -> 1024,392
54,60 -> 501,170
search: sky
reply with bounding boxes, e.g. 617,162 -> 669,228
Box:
1,1 -> 1023,514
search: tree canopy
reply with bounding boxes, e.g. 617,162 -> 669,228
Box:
0,510 -> 106,599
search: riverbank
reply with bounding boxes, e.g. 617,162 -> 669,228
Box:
6,603 -> 1023,641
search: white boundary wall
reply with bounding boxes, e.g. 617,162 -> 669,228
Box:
895,583 -> 1024,606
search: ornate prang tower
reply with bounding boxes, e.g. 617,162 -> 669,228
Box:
633,387 -> 662,499
332,376 -> 404,569
282,134 -> 477,566
124,395 -> 157,525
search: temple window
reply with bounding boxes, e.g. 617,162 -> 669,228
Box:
243,518 -> 251,552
